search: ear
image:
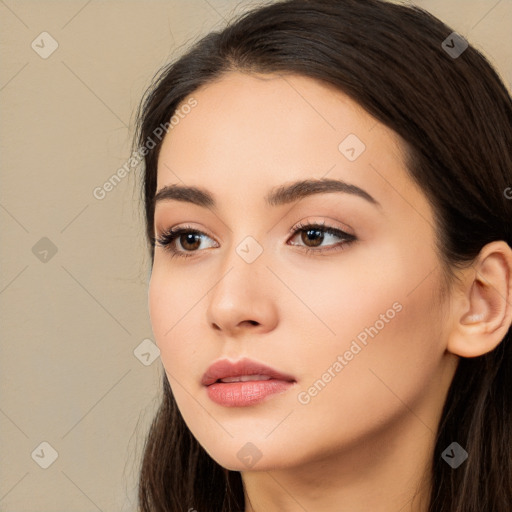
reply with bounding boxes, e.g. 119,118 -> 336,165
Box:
447,241 -> 512,358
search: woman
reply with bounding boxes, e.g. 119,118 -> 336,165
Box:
133,0 -> 512,510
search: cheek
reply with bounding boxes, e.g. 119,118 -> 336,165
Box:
286,242 -> 446,438
318,295 -> 442,443
148,265 -> 201,365
273,236 -> 439,361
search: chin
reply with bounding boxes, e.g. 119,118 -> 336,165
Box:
200,438 -> 299,472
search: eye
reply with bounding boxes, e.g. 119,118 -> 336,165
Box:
154,224 -> 217,259
287,221 -> 356,255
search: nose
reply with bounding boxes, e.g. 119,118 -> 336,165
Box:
205,248 -> 279,337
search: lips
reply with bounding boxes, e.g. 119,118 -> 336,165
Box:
201,358 -> 296,387
201,358 -> 297,407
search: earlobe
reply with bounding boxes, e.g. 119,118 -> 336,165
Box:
447,241 -> 512,358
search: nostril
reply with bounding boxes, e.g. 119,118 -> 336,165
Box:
236,320 -> 260,328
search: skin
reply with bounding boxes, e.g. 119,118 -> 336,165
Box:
148,71 -> 512,512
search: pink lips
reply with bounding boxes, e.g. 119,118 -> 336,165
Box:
201,357 -> 296,407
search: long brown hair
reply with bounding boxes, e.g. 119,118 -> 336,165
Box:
133,0 -> 512,510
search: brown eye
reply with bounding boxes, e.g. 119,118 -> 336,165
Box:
300,228 -> 325,248
155,225 -> 217,259
288,222 -> 356,255
179,233 -> 202,251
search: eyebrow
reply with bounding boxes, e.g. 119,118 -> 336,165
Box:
153,178 -> 381,209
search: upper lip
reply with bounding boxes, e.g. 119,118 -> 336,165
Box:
201,357 -> 296,386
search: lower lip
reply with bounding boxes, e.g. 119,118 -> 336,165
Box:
205,379 -> 295,407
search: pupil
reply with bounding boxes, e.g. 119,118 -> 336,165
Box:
183,233 -> 200,250
304,229 -> 323,247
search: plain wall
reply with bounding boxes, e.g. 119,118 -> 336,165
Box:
1,0 -> 510,510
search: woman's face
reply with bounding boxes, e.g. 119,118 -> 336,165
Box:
149,71 -> 458,471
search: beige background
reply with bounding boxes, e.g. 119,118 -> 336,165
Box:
0,1 -> 510,510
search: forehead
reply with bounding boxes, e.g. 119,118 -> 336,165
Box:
155,71 -> 425,219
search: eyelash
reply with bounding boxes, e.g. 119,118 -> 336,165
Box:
154,221 -> 356,260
